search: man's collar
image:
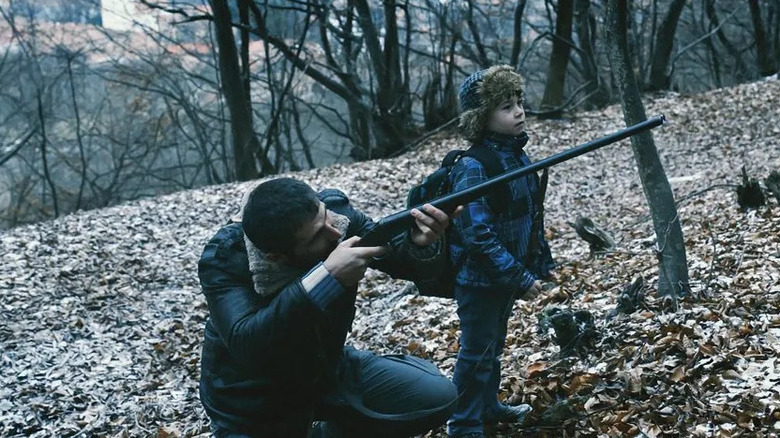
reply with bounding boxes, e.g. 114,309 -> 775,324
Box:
244,210 -> 350,297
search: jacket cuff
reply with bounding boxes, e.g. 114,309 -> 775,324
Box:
302,262 -> 345,310
402,234 -> 442,262
517,271 -> 537,295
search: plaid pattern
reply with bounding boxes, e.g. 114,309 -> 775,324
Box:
458,68 -> 486,112
448,134 -> 554,292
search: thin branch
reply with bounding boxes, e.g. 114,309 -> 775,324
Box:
669,6 -> 740,74
0,128 -> 36,166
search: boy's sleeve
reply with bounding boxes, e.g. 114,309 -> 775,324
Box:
451,158 -> 537,292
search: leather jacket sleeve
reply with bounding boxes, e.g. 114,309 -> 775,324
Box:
198,224 -> 330,370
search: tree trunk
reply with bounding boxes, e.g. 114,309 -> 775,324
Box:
749,0 -> 779,77
423,5 -> 459,130
37,93 -> 59,218
605,0 -> 690,298
510,0 -> 528,67
209,0 -> 265,181
774,0 -> 780,71
352,0 -> 413,158
648,0 -> 687,91
574,0 -> 609,108
65,54 -> 88,210
238,0 -> 251,114
540,0 -> 574,117
705,0 -> 747,83
465,0 -> 490,68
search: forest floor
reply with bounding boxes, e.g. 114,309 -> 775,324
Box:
2,78 -> 779,437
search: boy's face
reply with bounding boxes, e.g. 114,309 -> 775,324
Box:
486,94 -> 525,137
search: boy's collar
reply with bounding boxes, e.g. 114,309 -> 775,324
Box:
484,131 -> 529,149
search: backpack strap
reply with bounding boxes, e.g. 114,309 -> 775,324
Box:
461,147 -> 509,214
441,149 -> 466,167
525,168 -> 549,267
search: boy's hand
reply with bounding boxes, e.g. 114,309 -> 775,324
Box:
519,280 -> 544,301
409,204 -> 464,247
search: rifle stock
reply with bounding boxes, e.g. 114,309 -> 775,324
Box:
358,115 -> 666,247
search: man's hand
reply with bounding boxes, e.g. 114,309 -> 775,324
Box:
409,204 -> 463,247
323,236 -> 387,288
519,280 -> 543,301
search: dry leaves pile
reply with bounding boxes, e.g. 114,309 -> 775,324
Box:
2,79 -> 779,437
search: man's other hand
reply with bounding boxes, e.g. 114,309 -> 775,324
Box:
409,204 -> 463,247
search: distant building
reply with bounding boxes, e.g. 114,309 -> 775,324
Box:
101,0 -> 152,31
3,0 -> 102,25
0,0 -> 207,40
101,0 -> 209,41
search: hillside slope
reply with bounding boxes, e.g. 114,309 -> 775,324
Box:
1,79 -> 779,437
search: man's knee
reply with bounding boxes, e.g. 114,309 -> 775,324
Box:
419,366 -> 457,411
378,354 -> 456,412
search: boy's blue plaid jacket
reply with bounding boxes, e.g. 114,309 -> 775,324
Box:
448,133 -> 555,293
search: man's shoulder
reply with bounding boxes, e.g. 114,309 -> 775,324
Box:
212,221 -> 244,241
202,222 -> 246,261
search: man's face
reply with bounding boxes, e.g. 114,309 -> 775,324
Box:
486,94 -> 525,137
286,202 -> 343,268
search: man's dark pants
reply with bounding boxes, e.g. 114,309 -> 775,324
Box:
211,348 -> 457,437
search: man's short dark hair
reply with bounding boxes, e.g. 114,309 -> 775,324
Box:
242,178 -> 320,254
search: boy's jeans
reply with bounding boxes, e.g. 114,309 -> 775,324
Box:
448,285 -> 516,437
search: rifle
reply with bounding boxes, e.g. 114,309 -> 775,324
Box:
357,115 -> 666,247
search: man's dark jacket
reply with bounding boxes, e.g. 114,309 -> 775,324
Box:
197,189 -> 440,434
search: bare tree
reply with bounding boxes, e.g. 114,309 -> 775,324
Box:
3,0 -> 778,231
238,1 -> 416,159
606,0 -> 690,298
420,0 -> 460,129
540,0 -> 575,117
210,0 -> 263,180
704,0 -> 748,85
573,0 -> 609,109
36,92 -> 58,217
510,0 -> 528,67
648,0 -> 687,91
61,47 -> 88,210
464,0 -> 490,68
748,0 -> 779,76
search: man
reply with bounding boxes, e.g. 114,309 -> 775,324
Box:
198,177 -> 460,437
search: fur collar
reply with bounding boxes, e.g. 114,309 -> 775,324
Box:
243,211 -> 350,297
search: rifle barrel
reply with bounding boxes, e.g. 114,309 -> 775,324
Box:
358,115 -> 666,247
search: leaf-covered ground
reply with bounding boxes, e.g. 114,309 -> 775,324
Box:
2,79 -> 779,437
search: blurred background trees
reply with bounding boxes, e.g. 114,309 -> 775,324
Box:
1,0 -> 778,229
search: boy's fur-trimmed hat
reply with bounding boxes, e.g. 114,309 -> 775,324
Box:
458,65 -> 524,143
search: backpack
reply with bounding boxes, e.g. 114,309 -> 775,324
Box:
406,147 -> 508,298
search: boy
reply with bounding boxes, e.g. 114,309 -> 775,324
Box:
198,177 -> 460,437
447,65 -> 555,437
